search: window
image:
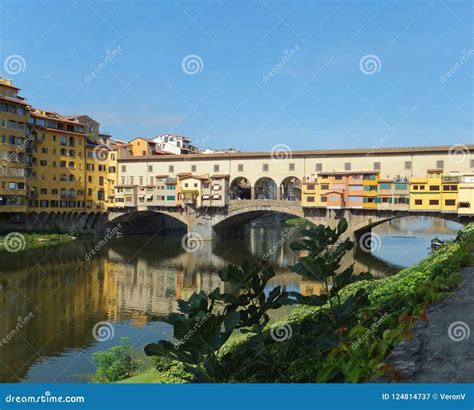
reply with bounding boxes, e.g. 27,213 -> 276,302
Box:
129,176 -> 134,185
306,184 -> 315,190
405,161 -> 412,170
169,165 -> 174,173
263,164 -> 268,171
429,185 -> 440,191
214,164 -> 220,172
60,136 -> 67,145
344,162 -> 351,171
315,163 -> 322,172
121,165 -> 126,173
429,199 -> 439,205
238,164 -> 244,172
139,176 -> 143,185
321,184 -> 329,190
166,195 -> 175,201
380,183 -> 391,190
445,199 -> 456,206
307,196 -> 315,202
373,162 -> 381,171
321,196 -> 327,202
436,160 -> 444,169
471,159 -> 474,168
289,163 -> 295,171
191,165 -> 196,172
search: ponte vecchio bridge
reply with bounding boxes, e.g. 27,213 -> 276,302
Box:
103,145 -> 474,241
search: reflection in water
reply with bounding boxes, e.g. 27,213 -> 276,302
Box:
0,216 -> 462,383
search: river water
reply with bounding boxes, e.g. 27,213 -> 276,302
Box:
0,216 -> 462,383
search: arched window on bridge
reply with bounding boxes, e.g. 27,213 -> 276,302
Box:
280,176 -> 302,201
230,177 -> 252,200
254,177 -> 277,200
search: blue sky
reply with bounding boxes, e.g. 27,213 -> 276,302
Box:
1,0 -> 472,151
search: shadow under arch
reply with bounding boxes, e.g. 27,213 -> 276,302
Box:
106,210 -> 187,235
213,207 -> 306,239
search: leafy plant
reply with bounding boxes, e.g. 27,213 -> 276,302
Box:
92,337 -> 133,383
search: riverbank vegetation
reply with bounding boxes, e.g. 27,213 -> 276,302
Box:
0,232 -> 79,252
95,220 -> 474,384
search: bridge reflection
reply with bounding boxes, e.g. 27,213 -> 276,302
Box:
0,216 -> 460,382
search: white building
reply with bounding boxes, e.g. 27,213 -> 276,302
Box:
153,134 -> 194,155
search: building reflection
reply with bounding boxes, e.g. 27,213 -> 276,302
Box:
0,216 -> 461,382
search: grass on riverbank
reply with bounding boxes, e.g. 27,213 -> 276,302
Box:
119,223 -> 474,383
0,232 -> 79,253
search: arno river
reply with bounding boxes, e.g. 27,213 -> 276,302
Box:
0,216 -> 462,383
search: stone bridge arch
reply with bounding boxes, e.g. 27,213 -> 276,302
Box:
105,210 -> 188,235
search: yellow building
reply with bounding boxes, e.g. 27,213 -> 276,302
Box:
301,176 -> 318,207
409,169 -> 443,211
441,175 -> 459,213
86,140 -> 107,211
0,78 -> 30,213
28,109 -> 88,211
362,172 -> 379,209
458,174 -> 474,215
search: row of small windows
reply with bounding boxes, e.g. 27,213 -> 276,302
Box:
120,160 -> 474,175
29,200 -> 102,208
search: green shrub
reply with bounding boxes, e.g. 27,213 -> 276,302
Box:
92,337 -> 133,383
